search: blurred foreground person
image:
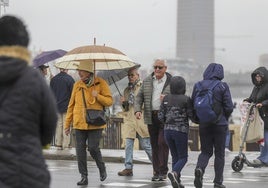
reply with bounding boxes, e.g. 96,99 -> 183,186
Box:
64,62 -> 113,185
0,15 -> 57,188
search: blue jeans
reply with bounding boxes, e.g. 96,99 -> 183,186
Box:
258,130 -> 268,164
125,134 -> 152,169
164,130 -> 188,175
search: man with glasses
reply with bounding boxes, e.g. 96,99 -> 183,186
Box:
118,68 -> 152,176
135,59 -> 172,181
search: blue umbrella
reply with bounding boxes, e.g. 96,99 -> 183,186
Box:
33,49 -> 67,67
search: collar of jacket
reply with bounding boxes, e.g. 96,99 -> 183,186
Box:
0,45 -> 31,63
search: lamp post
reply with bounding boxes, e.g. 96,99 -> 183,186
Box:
0,0 -> 9,16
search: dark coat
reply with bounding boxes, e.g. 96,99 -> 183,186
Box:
158,76 -> 196,133
0,52 -> 57,187
50,71 -> 75,113
191,63 -> 233,126
244,66 -> 268,130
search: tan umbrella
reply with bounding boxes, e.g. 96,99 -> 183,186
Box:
54,45 -> 136,71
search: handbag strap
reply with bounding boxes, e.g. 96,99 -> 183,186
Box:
81,88 -> 87,109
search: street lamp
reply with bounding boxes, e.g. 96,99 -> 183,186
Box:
0,0 -> 9,16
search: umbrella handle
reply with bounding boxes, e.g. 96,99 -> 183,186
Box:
89,98 -> 96,104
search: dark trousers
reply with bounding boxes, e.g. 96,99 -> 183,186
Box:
75,129 -> 105,177
164,130 -> 188,175
196,124 -> 227,184
148,112 -> 169,176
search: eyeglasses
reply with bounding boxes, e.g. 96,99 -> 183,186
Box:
153,66 -> 165,70
128,74 -> 136,77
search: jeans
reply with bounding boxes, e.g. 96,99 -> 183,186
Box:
258,130 -> 268,164
125,134 -> 152,169
225,128 -> 231,149
164,130 -> 188,175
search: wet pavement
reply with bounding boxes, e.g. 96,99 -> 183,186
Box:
46,149 -> 268,188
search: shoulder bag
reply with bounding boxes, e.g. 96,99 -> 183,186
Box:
81,88 -> 106,126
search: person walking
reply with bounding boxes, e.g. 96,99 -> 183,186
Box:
135,59 -> 172,181
50,68 -> 75,150
191,63 -> 233,188
158,76 -> 197,188
64,62 -> 113,186
244,66 -> 268,165
0,15 -> 58,188
118,67 -> 152,176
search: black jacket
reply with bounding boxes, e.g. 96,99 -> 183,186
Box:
158,76 -> 196,133
0,54 -> 57,187
245,66 -> 268,130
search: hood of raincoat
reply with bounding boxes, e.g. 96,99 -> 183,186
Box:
251,66 -> 268,86
203,63 -> 224,81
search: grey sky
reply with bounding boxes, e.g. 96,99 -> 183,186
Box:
3,0 -> 268,73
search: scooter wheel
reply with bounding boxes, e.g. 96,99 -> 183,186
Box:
231,157 -> 244,172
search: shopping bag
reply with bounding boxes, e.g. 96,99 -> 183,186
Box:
240,103 -> 264,143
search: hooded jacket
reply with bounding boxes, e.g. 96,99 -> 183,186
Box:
158,76 -> 196,133
191,63 -> 233,126
245,66 -> 268,129
0,46 -> 57,188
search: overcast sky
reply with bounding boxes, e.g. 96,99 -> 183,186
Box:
2,0 -> 268,73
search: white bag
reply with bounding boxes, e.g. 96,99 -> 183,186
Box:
240,103 -> 264,143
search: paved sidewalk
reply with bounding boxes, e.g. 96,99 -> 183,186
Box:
43,147 -> 260,166
43,147 -> 152,164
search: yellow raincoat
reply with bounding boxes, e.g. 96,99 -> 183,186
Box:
65,77 -> 113,130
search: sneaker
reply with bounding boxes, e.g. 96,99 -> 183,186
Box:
118,169 -> 133,176
151,175 -> 159,181
168,172 -> 179,188
194,168 -> 203,188
158,174 -> 167,181
252,159 -> 263,165
225,148 -> 231,153
214,183 -> 226,188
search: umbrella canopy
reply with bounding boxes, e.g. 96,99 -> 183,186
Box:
54,45 -> 135,71
97,63 -> 141,96
97,63 -> 141,85
33,49 -> 67,67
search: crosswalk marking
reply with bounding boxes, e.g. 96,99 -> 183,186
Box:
102,182 -> 147,187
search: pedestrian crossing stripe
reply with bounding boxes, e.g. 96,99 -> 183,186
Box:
102,182 -> 147,187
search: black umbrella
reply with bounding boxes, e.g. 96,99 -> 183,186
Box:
97,63 -> 141,96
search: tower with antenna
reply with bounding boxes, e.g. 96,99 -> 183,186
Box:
0,0 -> 9,16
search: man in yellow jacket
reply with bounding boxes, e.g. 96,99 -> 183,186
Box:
65,62 -> 113,186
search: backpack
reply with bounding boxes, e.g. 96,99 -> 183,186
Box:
194,81 -> 221,124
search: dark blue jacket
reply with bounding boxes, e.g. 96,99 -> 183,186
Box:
191,63 -> 233,126
50,71 -> 75,113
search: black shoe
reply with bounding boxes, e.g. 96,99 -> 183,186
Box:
77,177 -> 88,185
194,168 -> 203,188
151,175 -> 159,181
168,172 -> 179,188
100,167 -> 107,181
214,183 -> 226,188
